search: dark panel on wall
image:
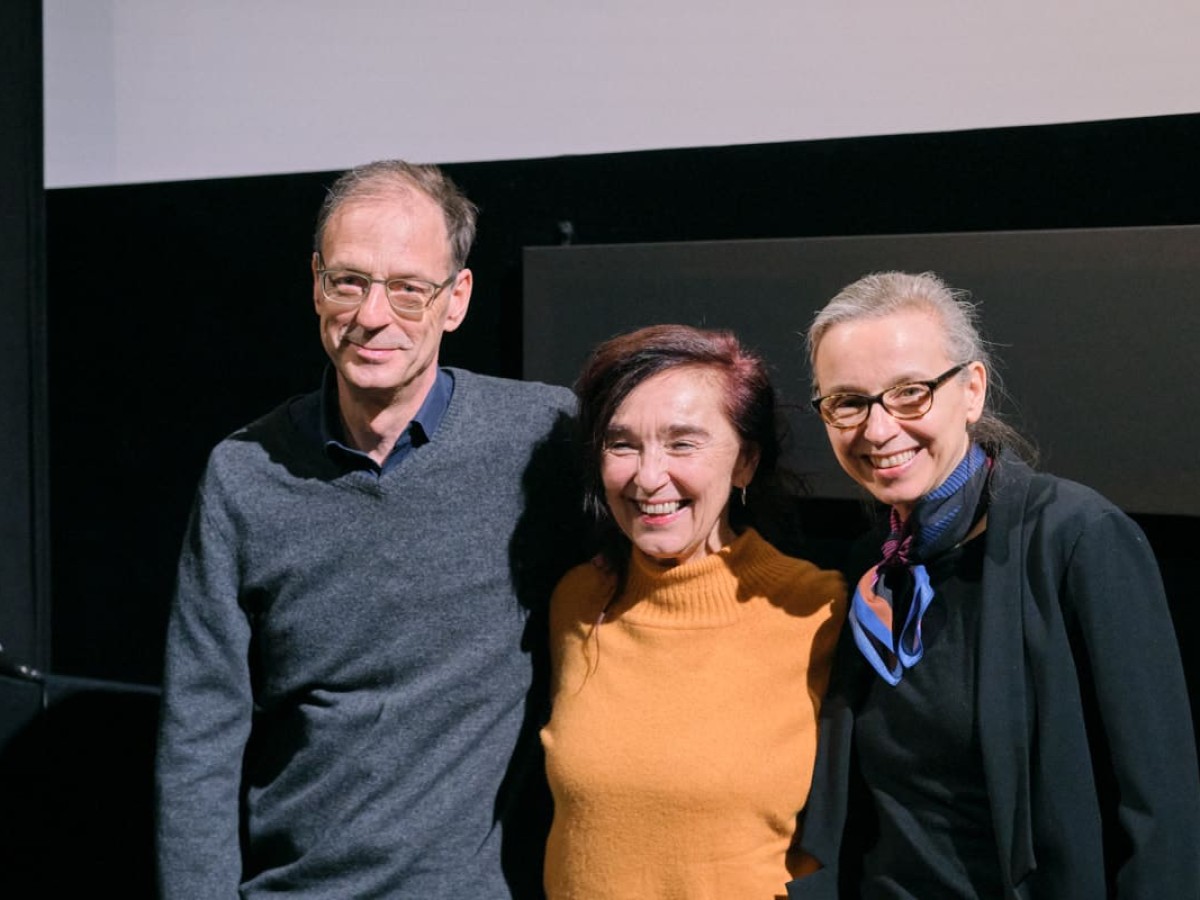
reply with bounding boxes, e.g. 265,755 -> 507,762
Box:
523,225 -> 1200,516
0,0 -> 48,670
46,113 -> 1200,684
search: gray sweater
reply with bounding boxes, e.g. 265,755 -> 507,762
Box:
156,369 -> 583,898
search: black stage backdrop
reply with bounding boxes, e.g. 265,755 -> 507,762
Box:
46,113 -> 1200,687
1,0 -> 47,673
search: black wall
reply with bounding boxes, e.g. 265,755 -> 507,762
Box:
45,112 -> 1200,685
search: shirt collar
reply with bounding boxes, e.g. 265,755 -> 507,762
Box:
316,366 -> 454,464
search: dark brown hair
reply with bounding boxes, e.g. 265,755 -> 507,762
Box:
575,324 -> 784,583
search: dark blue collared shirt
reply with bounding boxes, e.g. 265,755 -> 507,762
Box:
303,367 -> 454,476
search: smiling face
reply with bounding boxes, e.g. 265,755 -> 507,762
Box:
812,306 -> 986,519
313,189 -> 471,410
601,366 -> 759,568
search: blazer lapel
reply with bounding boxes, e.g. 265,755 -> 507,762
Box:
976,458 -> 1037,890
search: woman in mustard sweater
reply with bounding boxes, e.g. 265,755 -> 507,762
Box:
541,324 -> 847,899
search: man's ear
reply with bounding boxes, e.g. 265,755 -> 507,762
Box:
442,268 -> 472,333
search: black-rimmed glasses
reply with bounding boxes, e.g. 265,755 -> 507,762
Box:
811,364 -> 968,429
316,256 -> 457,321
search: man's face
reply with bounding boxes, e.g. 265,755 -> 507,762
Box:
313,190 -> 471,408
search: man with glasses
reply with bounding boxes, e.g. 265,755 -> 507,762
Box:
156,160 -> 583,898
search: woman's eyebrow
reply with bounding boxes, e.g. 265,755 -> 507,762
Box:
823,371 -> 935,394
603,423 -> 712,439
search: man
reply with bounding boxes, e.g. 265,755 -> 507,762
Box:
156,160 -> 582,897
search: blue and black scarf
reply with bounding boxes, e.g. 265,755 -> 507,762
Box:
848,443 -> 992,685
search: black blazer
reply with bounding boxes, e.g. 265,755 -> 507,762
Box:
789,456 -> 1200,899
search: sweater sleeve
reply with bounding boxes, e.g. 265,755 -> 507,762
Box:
155,481 -> 253,899
1061,506 -> 1200,895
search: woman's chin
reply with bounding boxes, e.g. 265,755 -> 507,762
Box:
859,472 -> 922,513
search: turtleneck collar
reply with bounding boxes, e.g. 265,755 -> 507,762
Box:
614,529 -> 793,629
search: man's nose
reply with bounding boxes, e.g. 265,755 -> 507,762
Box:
354,281 -> 394,327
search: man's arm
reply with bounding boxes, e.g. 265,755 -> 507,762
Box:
155,487 -> 253,899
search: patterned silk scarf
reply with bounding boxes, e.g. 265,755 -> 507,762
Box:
848,444 -> 992,685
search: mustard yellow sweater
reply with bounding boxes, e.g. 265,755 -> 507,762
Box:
541,528 -> 847,900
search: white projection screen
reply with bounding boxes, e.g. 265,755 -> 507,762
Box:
42,2 -> 1200,188
524,225 -> 1200,516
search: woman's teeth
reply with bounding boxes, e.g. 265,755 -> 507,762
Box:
872,450 -> 916,469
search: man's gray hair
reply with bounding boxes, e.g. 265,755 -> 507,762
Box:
313,160 -> 478,271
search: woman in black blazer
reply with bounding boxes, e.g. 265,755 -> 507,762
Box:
788,271 -> 1200,898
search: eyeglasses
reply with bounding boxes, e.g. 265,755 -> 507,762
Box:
316,256 -> 457,320
811,364 -> 967,429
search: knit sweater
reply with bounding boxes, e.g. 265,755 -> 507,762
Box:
541,529 -> 846,900
156,369 -> 584,899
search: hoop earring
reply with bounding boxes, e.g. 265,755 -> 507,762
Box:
740,485 -> 748,506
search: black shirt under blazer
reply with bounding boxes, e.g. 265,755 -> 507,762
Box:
789,455 -> 1200,899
